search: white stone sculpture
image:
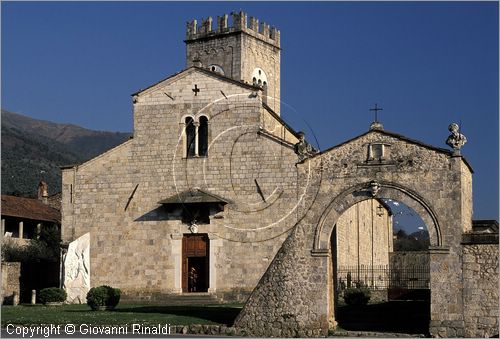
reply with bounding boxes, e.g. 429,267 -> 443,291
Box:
62,233 -> 90,304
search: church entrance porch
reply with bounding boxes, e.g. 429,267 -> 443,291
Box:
182,234 -> 209,293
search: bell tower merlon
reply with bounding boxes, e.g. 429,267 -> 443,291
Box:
185,12 -> 281,114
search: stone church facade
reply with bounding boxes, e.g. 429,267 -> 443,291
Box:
62,11 -> 392,302
61,12 -> 498,337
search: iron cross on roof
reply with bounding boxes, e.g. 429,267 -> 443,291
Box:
369,103 -> 383,122
192,84 -> 200,96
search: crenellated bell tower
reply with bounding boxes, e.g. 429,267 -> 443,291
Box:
185,12 -> 281,114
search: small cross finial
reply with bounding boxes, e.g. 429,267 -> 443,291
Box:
369,103 -> 383,122
192,84 -> 200,96
369,103 -> 384,130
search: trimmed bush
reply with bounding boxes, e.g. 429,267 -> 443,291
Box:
343,287 -> 371,305
86,285 -> 121,310
39,287 -> 67,304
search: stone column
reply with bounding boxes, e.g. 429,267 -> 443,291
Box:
207,233 -> 222,294
18,221 -> 23,239
171,233 -> 183,294
194,121 -> 200,157
429,246 -> 464,337
180,122 -> 187,158
1,219 -> 5,237
13,292 -> 19,306
37,223 -> 42,239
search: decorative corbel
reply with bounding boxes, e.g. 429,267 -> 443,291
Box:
369,180 -> 381,197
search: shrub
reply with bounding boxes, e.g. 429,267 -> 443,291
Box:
1,224 -> 60,263
343,287 -> 371,305
39,287 -> 67,304
86,285 -> 121,310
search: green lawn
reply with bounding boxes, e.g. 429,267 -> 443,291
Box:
1,304 -> 244,327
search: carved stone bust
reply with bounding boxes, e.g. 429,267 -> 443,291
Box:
294,132 -> 318,161
446,123 -> 467,154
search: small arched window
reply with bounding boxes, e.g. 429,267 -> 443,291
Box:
198,116 -> 209,156
262,81 -> 268,105
185,117 -> 196,157
208,64 -> 225,75
251,68 -> 268,86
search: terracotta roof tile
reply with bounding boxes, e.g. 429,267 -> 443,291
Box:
1,195 -> 61,223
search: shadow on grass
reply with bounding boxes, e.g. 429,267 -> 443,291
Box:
67,305 -> 242,325
335,300 -> 430,334
116,306 -> 242,325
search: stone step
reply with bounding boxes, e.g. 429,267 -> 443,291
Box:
121,293 -> 222,305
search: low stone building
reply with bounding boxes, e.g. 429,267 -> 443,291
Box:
1,182 -> 61,303
1,181 -> 61,245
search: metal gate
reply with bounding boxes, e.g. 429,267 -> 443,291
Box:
336,264 -> 430,300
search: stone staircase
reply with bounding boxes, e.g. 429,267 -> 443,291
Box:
165,293 -> 221,305
121,292 -> 222,305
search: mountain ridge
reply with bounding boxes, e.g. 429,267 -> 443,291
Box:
1,110 -> 131,197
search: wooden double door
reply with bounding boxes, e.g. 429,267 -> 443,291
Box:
182,234 -> 209,293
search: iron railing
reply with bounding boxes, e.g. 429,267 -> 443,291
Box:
336,264 -> 430,291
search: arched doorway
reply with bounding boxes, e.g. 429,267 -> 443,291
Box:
331,197 -> 431,334
314,181 -> 441,333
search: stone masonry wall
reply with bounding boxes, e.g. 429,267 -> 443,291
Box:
335,199 -> 393,288
186,34 -> 242,81
336,199 -> 392,268
234,225 -> 330,337
241,33 -> 280,114
390,251 -> 430,268
462,244 -> 499,337
1,262 -> 20,305
186,12 -> 281,114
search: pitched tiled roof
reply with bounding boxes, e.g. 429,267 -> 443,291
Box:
1,195 -> 61,223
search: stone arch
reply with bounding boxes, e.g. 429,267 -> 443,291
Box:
314,180 -> 442,253
235,130 -> 474,337
180,113 -> 195,122
197,115 -> 209,157
196,113 -> 210,121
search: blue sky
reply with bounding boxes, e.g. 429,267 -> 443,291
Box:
2,1 -> 498,221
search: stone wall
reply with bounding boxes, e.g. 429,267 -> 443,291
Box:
1,262 -> 20,305
336,199 -> 392,268
186,12 -> 281,114
241,32 -> 280,114
234,227 -> 330,337
462,244 -> 499,337
389,251 -> 430,268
